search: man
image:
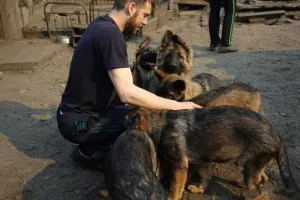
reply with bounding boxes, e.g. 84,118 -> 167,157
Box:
56,0 -> 200,171
209,0 -> 238,53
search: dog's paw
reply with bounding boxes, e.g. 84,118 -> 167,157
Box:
252,193 -> 264,200
187,184 -> 204,193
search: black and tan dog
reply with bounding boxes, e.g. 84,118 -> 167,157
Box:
124,106 -> 298,200
104,129 -> 168,200
132,34 -> 192,94
153,67 -> 262,113
153,68 -> 224,100
132,37 -> 161,94
156,30 -> 193,77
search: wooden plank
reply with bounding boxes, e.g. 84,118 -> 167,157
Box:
237,2 -> 300,11
0,0 -> 23,40
154,2 -> 168,18
0,8 -> 4,40
175,0 -> 209,6
236,10 -> 285,19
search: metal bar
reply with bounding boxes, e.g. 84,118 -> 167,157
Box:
44,2 -> 89,38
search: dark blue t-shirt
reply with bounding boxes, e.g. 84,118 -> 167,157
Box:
59,15 -> 129,120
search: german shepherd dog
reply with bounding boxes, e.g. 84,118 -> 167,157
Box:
132,37 -> 161,94
153,67 -> 262,113
124,106 -> 298,200
156,30 -> 193,77
132,33 -> 192,94
104,130 -> 168,200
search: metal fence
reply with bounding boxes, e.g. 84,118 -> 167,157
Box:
53,0 -> 114,22
44,2 -> 89,37
89,0 -> 113,22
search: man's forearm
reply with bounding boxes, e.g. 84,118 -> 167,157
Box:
107,67 -> 199,110
121,84 -> 181,110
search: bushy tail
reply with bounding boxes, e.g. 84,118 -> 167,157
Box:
275,141 -> 298,197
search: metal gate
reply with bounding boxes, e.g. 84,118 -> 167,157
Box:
89,0 -> 113,22
44,2 -> 89,38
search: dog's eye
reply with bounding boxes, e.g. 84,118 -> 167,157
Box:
134,115 -> 141,124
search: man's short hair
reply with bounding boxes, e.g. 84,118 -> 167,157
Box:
113,0 -> 151,10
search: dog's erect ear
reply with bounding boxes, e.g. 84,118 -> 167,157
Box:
139,37 -> 151,49
172,34 -> 192,55
169,79 -> 186,93
162,30 -> 173,47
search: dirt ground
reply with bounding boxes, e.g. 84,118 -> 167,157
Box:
0,14 -> 300,200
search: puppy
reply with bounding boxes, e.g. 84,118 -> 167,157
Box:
191,82 -> 262,113
104,130 -> 168,200
153,67 -> 261,112
124,106 -> 298,200
132,37 -> 161,94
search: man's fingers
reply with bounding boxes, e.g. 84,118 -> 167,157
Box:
193,103 -> 202,109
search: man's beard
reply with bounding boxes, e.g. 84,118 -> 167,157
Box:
123,12 -> 141,36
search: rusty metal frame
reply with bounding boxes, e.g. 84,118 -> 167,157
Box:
44,2 -> 89,38
89,0 -> 113,23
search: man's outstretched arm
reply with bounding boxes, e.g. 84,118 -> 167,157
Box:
108,67 -> 201,110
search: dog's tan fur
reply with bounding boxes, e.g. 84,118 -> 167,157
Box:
160,74 -> 204,100
153,66 -> 262,113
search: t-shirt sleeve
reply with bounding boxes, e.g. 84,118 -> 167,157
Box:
96,27 -> 129,70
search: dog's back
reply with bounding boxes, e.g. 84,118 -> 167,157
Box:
191,82 -> 262,112
191,73 -> 226,92
105,130 -> 168,200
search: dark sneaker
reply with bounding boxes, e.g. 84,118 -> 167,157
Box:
218,45 -> 239,53
71,145 -> 110,172
209,44 -> 219,51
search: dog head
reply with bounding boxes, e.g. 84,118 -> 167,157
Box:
136,37 -> 157,70
156,30 -> 193,76
152,66 -> 186,101
124,107 -> 152,132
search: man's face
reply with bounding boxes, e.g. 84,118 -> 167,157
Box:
124,1 -> 151,36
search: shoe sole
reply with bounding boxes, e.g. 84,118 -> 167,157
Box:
71,147 -> 106,172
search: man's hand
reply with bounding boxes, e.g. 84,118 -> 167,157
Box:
173,101 -> 202,110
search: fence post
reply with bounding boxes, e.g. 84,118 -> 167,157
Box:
0,0 -> 23,40
168,0 -> 173,10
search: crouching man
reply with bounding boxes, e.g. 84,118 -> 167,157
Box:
56,0 -> 200,171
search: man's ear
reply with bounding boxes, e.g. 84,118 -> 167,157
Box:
127,2 -> 137,16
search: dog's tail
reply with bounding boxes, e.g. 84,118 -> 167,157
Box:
275,140 -> 298,197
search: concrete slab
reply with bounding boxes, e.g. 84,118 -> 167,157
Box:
0,39 -> 68,71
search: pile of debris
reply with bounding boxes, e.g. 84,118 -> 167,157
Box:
175,0 -> 300,25
235,0 -> 300,25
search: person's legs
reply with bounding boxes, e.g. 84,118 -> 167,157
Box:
209,0 -> 222,50
56,105 -> 133,171
218,0 -> 238,52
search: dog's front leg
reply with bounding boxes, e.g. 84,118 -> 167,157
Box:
187,162 -> 211,193
168,158 -> 189,200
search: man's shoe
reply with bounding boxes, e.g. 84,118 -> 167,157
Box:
218,45 -> 239,53
209,44 -> 219,51
71,145 -> 110,172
